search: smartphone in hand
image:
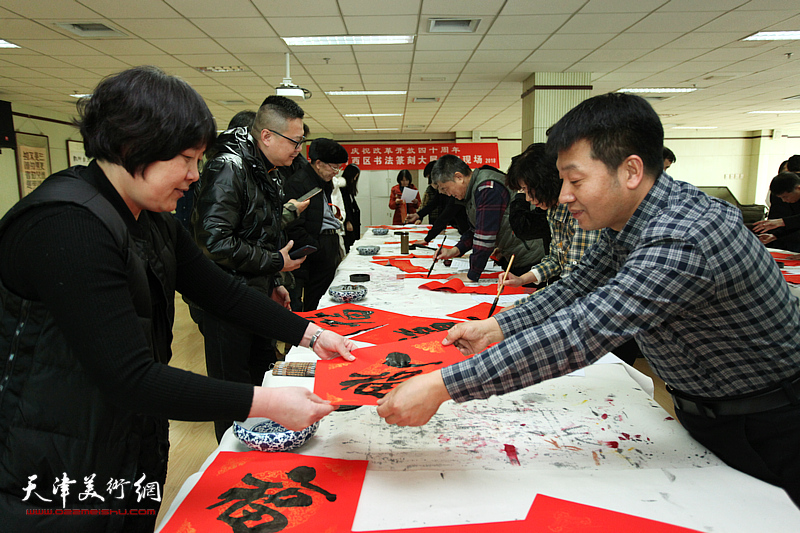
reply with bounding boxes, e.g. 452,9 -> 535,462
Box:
289,245 -> 317,259
296,187 -> 322,202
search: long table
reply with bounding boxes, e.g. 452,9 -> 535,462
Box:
157,226 -> 800,532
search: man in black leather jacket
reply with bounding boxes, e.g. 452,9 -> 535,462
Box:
284,138 -> 349,311
192,95 -> 309,441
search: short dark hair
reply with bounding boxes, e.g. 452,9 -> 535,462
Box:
252,95 -> 304,137
308,138 -> 348,164
788,155 -> 800,173
397,169 -> 412,185
769,172 -> 800,194
431,154 -> 471,184
76,66 -> 216,176
779,160 -> 789,174
505,143 -> 560,208
227,110 -> 256,129
663,146 -> 676,163
423,160 -> 437,182
342,164 -> 360,195
546,92 -> 664,179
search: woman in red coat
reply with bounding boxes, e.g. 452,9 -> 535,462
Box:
389,169 -> 420,224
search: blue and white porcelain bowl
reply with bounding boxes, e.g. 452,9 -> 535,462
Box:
357,245 -> 380,255
371,228 -> 389,235
328,284 -> 368,303
233,419 -> 319,452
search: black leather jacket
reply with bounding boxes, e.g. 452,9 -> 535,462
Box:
193,127 -> 288,294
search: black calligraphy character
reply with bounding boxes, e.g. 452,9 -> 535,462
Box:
342,309 -> 374,321
208,468 -> 336,533
339,369 -> 439,398
394,321 -> 457,341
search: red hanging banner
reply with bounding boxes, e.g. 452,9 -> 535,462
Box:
340,143 -> 499,170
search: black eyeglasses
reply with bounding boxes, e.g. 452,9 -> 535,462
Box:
268,129 -> 305,150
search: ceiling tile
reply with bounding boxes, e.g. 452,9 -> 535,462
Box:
0,19 -> 65,40
1,0 -> 102,19
190,18 -> 276,38
147,38 -> 228,55
269,16 -> 346,37
165,0 -> 261,18
421,0 -> 505,16
346,16 -> 418,35
115,18 -> 206,39
488,14 -> 571,35
77,0 -> 182,19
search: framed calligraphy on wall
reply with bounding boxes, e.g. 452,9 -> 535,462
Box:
15,132 -> 50,198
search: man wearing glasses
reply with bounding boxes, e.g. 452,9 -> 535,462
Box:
193,95 -> 311,442
284,138 -> 349,311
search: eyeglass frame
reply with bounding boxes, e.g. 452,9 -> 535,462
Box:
324,161 -> 343,173
267,129 -> 305,150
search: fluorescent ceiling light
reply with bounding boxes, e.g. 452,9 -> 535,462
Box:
748,110 -> 800,114
672,126 -> 717,129
344,113 -> 403,117
326,90 -> 406,96
619,88 -> 696,94
70,93 -> 92,98
196,66 -> 248,73
743,31 -> 800,41
284,35 -> 414,46
0,39 -> 20,48
353,128 -> 400,131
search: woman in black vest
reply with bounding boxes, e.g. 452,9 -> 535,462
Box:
0,66 -> 355,532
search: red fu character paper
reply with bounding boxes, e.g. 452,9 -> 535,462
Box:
315,332 -> 468,406
296,303 -> 407,336
160,451 -> 367,533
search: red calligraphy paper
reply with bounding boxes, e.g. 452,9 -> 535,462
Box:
418,278 -> 530,295
446,303 -> 496,320
160,451 -> 367,533
297,304 -> 407,336
315,332 -> 467,406
348,316 -> 462,344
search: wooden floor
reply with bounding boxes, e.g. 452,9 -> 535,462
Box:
158,296 -> 675,526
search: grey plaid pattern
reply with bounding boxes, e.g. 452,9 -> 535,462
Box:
443,174 -> 800,402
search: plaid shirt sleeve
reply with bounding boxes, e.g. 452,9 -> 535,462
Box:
530,204 -> 574,282
466,181 -> 509,281
442,175 -> 800,402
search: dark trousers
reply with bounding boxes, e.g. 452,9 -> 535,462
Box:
676,403 -> 800,507
299,233 -> 341,311
203,313 -> 276,442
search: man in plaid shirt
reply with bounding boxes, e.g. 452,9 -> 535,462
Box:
378,92 -> 800,506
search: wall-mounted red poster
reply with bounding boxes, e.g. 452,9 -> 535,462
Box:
339,142 -> 499,170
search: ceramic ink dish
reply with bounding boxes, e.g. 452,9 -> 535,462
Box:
233,419 -> 319,452
328,284 -> 368,303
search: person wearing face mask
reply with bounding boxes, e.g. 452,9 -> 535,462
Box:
284,138 -> 350,311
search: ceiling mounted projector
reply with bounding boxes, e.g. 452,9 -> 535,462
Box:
277,53 -> 311,100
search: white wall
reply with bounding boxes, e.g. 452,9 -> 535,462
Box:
1,103 -> 80,217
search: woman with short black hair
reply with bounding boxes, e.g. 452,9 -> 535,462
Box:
0,66 -> 354,532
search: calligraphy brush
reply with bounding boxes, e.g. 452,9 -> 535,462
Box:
488,254 -> 515,318
426,236 -> 446,278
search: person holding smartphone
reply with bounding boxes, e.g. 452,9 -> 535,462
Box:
285,138 -> 349,311
193,95 -> 312,442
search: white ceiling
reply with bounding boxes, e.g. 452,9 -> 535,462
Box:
1,0 -> 800,138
